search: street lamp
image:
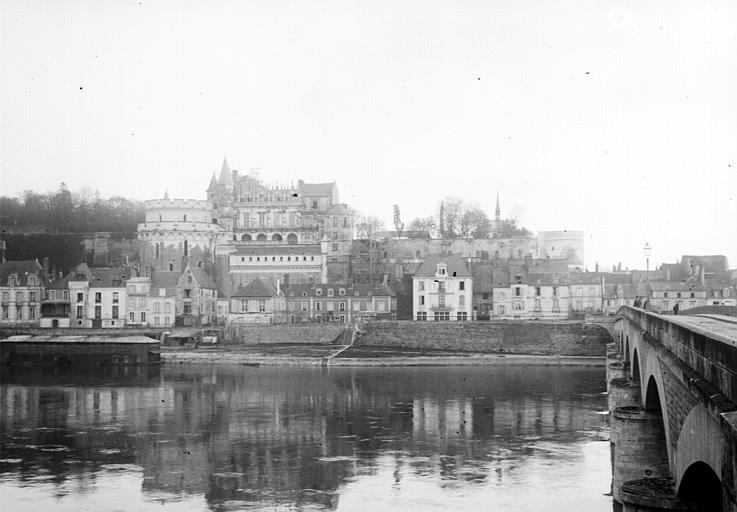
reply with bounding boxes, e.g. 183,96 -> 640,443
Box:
643,243 -> 652,302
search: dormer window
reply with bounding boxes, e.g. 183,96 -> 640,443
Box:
354,291 -> 360,296
436,264 -> 446,276
339,288 -> 346,296
316,288 -> 323,296
28,275 -> 37,286
8,274 -> 18,287
327,288 -> 334,297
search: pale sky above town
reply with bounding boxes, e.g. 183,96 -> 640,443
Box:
1,0 -> 735,271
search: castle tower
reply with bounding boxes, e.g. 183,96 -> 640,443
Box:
137,197 -> 224,274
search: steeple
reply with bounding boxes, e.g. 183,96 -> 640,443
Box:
208,171 -> 218,190
219,157 -> 234,187
495,192 -> 501,221
163,189 -> 170,200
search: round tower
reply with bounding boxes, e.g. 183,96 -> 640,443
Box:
138,196 -> 224,274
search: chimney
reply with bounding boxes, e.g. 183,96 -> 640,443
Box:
43,257 -> 49,279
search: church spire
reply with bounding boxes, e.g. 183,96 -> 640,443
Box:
495,192 -> 501,220
163,189 -> 170,200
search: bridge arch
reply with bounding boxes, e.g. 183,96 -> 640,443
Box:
674,403 -> 725,501
678,461 -> 722,511
631,348 -> 641,383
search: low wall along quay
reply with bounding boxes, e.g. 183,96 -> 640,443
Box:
354,321 -> 610,356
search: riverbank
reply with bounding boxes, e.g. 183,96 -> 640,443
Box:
161,345 -> 605,367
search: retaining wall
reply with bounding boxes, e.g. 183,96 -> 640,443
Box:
356,321 -> 610,355
226,324 -> 344,344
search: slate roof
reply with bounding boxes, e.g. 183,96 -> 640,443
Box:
492,268 -> 510,288
151,271 -> 180,295
414,255 -> 471,278
649,281 -> 705,292
0,259 -> 45,286
569,272 -> 602,285
188,267 -> 217,289
286,282 -> 395,298
68,264 -> 131,288
680,255 -> 728,273
233,278 -> 279,298
298,181 -> 336,197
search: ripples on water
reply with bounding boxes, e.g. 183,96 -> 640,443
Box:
0,365 -> 613,511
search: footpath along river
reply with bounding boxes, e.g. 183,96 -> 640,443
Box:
1,364 -> 614,511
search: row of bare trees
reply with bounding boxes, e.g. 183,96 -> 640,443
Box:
355,198 -> 532,240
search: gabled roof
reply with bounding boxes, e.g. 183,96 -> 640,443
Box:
414,255 -> 471,278
181,266 -> 217,290
232,278 -> 279,298
0,259 -> 45,286
569,272 -> 602,285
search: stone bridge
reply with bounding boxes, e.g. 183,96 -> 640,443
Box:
608,306 -> 737,511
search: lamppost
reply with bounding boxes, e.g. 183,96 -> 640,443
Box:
643,243 -> 652,303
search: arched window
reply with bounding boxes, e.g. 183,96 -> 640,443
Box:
287,233 -> 298,244
257,234 -> 267,241
169,262 -> 174,271
272,233 -> 283,242
242,234 -> 252,242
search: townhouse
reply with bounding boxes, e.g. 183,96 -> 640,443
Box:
413,255 -> 472,321
229,277 -> 286,324
286,283 -> 395,323
1,259 -> 46,327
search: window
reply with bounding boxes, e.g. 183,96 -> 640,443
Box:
301,301 -> 308,311
416,311 -> 427,321
514,287 -> 521,297
1,306 -> 7,319
438,281 -> 446,293
327,289 -> 334,297
438,295 -> 445,307
459,295 -> 465,307
534,298 -> 541,310
16,306 -> 23,318
95,306 -> 101,319
185,289 -> 191,298
1,292 -> 7,303
434,311 -> 450,321
588,287 -> 594,296
77,306 -> 84,318
165,303 -> 172,313
459,281 -> 465,290
576,288 -> 583,297
327,301 -> 334,311
30,292 -> 36,302
339,288 -> 346,296
553,286 -> 558,296
535,287 -> 541,296
140,312 -> 146,322
676,292 -> 682,298
353,301 -> 361,311
164,316 -> 170,324
316,288 -> 323,296
662,301 -> 669,310
482,293 -> 489,300
288,302 -> 294,311
29,307 -> 35,319
183,303 -> 192,314
129,312 -> 135,321
113,292 -> 119,303
332,243 -> 338,252
418,281 -> 424,291
155,317 -> 160,326
420,295 -> 425,305
437,264 -> 446,275
112,306 -> 119,319
690,292 -> 696,298
77,293 -> 84,302
95,292 -> 102,303
457,312 -> 467,321
663,292 -> 669,298
512,301 -> 523,311
28,275 -> 37,286
339,302 -> 346,312
258,300 -> 266,312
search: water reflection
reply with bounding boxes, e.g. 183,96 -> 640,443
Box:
1,365 -> 611,511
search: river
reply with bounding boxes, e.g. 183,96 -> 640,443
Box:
1,365 -> 613,511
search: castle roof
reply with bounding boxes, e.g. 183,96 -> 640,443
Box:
183,266 -> 217,290
298,181 -> 335,197
208,172 -> 218,190
234,245 -> 322,256
219,158 -> 234,187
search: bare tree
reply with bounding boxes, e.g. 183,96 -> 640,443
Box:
356,216 -> 385,239
392,204 -> 404,238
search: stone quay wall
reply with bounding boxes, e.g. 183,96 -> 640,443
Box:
356,321 -> 610,356
225,324 -> 345,345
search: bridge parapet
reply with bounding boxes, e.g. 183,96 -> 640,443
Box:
616,306 -> 737,404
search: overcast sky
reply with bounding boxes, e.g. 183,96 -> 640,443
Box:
2,0 -> 735,271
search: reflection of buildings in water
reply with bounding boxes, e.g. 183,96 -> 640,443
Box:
1,366 -> 608,509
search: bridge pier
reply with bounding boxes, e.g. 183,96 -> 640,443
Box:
612,406 -> 671,503
608,377 -> 640,413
